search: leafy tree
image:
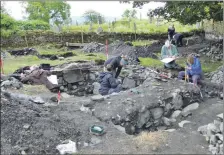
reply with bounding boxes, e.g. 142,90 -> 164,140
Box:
122,1 -> 223,25
0,13 -> 17,30
17,20 -> 50,30
82,10 -> 105,24
23,1 -> 71,26
122,9 -> 137,19
122,9 -> 130,18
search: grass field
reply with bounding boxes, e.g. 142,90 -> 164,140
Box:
2,44 -> 221,75
62,19 -> 198,33
3,47 -> 106,75
139,57 -> 222,73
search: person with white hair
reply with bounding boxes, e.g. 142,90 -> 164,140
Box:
161,40 -> 180,69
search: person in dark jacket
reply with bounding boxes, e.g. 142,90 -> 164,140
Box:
178,54 -> 202,85
99,65 -> 122,95
104,55 -> 128,78
173,33 -> 184,47
168,24 -> 175,41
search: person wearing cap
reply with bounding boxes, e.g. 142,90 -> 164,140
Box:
178,54 -> 202,85
161,40 -> 180,69
104,55 -> 128,78
99,64 -> 122,95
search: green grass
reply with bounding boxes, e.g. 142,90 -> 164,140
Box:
3,50 -> 106,75
139,57 -> 222,73
132,40 -> 158,46
62,19 -> 197,33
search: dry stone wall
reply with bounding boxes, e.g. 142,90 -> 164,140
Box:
1,30 -> 204,48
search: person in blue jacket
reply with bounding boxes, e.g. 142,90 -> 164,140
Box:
99,64 -> 122,95
178,54 -> 202,85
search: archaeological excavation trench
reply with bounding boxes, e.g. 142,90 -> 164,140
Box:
1,34 -> 223,154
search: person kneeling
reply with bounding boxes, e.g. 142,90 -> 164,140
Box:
178,54 -> 202,85
99,64 -> 122,96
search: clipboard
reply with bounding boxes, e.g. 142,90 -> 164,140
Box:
161,57 -> 175,63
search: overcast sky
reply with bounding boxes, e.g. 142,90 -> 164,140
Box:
4,1 -> 165,20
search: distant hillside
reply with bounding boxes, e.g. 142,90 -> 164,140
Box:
71,16 -> 121,25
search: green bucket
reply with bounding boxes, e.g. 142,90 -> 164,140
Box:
89,125 -> 105,136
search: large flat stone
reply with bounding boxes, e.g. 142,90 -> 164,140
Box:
122,77 -> 136,89
181,102 -> 199,116
150,108 -> 164,120
91,95 -> 104,101
63,70 -> 84,83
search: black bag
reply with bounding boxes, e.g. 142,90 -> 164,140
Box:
40,64 -> 51,70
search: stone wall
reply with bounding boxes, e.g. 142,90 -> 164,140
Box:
203,20 -> 224,41
51,62 -> 98,96
51,62 -> 151,96
1,30 -> 204,48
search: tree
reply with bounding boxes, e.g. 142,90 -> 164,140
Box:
151,1 -> 223,25
1,13 -> 17,30
122,1 -> 223,25
82,10 -> 105,24
122,9 -> 130,18
23,1 -> 71,26
0,2 -> 8,14
122,9 -> 137,19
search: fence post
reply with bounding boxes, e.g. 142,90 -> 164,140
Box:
81,27 -> 84,43
24,33 -> 29,48
106,39 -> 108,59
134,22 -> 137,41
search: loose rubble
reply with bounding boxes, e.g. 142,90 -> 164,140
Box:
1,77 -> 23,90
8,48 -> 39,56
209,65 -> 223,85
198,113 -> 223,155
92,77 -> 203,135
82,41 -> 159,62
198,41 -> 223,61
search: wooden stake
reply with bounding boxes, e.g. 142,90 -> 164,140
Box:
81,27 -> 84,43
25,35 -> 28,48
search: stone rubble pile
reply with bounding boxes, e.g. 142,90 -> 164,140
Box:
120,65 -> 168,89
198,42 -> 223,61
7,47 -> 39,56
198,113 -> 223,155
1,77 -> 23,90
209,65 -> 224,85
82,41 -> 159,61
82,42 -> 104,53
89,78 -> 203,135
